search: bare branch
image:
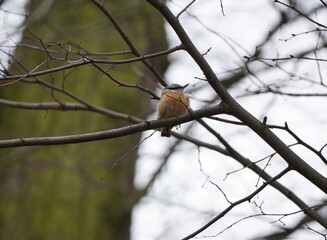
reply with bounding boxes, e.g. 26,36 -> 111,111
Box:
2,1 -> 327,238
176,0 -> 196,19
270,122 -> 327,165
257,200 -> 327,239
248,88 -> 327,97
101,130 -> 157,180
92,63 -> 160,99
89,0 -> 168,86
209,180 -> 232,204
0,57 -> 51,87
274,0 -> 327,29
0,98 -> 143,123
218,0 -> 225,16
0,103 -> 228,148
314,50 -> 325,86
173,128 -> 327,231
279,28 -> 327,42
146,0 -> 327,195
142,135 -> 188,192
0,45 -> 183,81
258,55 -> 327,62
5,42 -> 132,57
182,167 -> 292,239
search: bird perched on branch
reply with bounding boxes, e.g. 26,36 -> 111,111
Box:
157,83 -> 190,137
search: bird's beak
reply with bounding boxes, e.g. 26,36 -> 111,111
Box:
183,83 -> 190,89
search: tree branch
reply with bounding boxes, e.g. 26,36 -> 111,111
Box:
0,98 -> 144,123
0,45 -> 183,81
89,0 -> 168,86
274,0 -> 327,29
173,130 -> 327,231
182,167 -> 292,239
146,0 -> 327,195
0,103 -> 228,148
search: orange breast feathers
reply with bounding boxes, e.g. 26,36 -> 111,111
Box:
157,90 -> 190,119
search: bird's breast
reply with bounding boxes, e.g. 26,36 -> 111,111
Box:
157,92 -> 189,119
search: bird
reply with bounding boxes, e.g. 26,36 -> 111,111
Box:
157,83 -> 190,137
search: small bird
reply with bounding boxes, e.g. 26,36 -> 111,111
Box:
157,83 -> 190,137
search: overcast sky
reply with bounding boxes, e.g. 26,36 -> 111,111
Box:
134,1 -> 327,239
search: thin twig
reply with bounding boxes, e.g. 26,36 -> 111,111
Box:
100,130 -> 157,179
92,63 -> 160,99
176,0 -> 196,19
89,0 -> 168,86
0,45 -> 184,81
274,0 -> 327,29
0,57 -> 51,87
0,98 -> 144,123
219,0 -> 225,16
182,167 -> 292,239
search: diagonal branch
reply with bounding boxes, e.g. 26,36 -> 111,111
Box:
173,130 -> 327,231
274,0 -> 327,29
182,167 -> 292,239
145,0 -> 327,195
92,63 -> 160,99
89,0 -> 168,86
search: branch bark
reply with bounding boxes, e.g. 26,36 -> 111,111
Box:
0,103 -> 228,148
145,0 -> 327,195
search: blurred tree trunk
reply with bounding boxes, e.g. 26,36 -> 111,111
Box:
0,0 -> 168,239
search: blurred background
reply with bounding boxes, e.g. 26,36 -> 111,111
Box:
0,0 -> 168,239
1,0 -> 327,240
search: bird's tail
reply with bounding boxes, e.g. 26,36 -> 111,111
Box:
161,127 -> 171,137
